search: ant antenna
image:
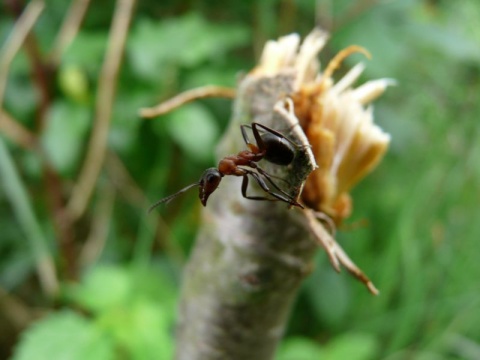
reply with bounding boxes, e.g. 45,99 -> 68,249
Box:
148,182 -> 200,213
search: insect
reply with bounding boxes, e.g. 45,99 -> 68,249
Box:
148,122 -> 304,212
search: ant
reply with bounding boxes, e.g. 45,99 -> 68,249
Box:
148,122 -> 304,212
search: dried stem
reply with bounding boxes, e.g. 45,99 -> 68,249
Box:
0,0 -> 64,291
0,109 -> 36,149
139,85 -> 236,119
4,0 -> 80,278
0,287 -> 39,331
105,151 -> 183,261
335,0 -> 380,31
67,0 -> 136,221
49,0 -> 91,65
304,209 -> 379,295
0,139 -> 59,297
0,0 -> 44,109
79,181 -> 116,268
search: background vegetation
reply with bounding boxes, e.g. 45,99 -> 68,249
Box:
1,0 -> 479,359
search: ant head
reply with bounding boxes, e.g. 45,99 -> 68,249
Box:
199,168 -> 223,206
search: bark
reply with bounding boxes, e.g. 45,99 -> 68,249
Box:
175,72 -> 319,360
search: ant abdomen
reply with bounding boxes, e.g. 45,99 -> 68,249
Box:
261,132 -> 295,166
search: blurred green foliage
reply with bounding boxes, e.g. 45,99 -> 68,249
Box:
1,0 -> 479,359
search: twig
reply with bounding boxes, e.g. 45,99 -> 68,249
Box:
139,85 -> 236,119
4,0 -> 80,278
0,0 -> 44,108
106,151 -> 148,206
333,241 -> 379,295
334,0 -> 380,31
49,0 -> 91,65
0,0 -> 62,293
67,0 -> 136,221
79,180 -> 115,267
304,208 -> 379,295
0,139 -> 59,297
0,287 -> 38,330
0,109 -> 36,149
304,209 -> 341,272
315,0 -> 333,31
105,151 -> 184,261
0,0 -> 75,277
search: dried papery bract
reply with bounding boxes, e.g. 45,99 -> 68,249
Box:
290,43 -> 392,224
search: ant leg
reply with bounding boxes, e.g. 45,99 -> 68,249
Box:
240,124 -> 252,146
238,163 -> 293,198
240,124 -> 262,153
241,171 -> 304,208
240,174 -> 275,202
254,166 -> 295,199
250,171 -> 303,208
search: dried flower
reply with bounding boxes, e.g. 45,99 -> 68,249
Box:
255,29 -> 393,223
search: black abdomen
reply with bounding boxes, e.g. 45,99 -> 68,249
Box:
262,133 -> 295,165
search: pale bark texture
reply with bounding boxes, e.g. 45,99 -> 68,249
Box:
175,73 -> 319,360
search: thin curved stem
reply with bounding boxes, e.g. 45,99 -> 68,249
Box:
67,0 -> 136,220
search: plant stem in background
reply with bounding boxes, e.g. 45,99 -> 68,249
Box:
4,0 -> 79,279
0,139 -> 58,297
48,0 -> 91,65
67,0 -> 136,221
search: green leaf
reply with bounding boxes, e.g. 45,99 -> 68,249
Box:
12,311 -> 115,360
276,337 -> 324,360
407,22 -> 480,62
41,101 -> 90,175
102,300 -> 173,360
162,102 -> 220,163
64,265 -> 176,359
128,13 -> 250,80
67,265 -> 132,313
63,31 -> 108,74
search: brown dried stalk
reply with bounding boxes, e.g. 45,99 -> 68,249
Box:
67,0 -> 136,221
0,110 -> 36,149
139,85 -> 236,119
48,0 -> 91,65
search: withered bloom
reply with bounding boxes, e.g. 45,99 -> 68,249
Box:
254,29 -> 394,223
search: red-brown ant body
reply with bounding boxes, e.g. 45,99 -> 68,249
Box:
149,123 -> 303,212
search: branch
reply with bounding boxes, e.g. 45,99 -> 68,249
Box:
0,109 -> 36,149
48,0 -> 91,65
139,85 -> 236,119
78,180 -> 115,267
0,0 -> 44,109
175,74 -> 319,360
0,139 -> 59,297
67,0 -> 136,221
